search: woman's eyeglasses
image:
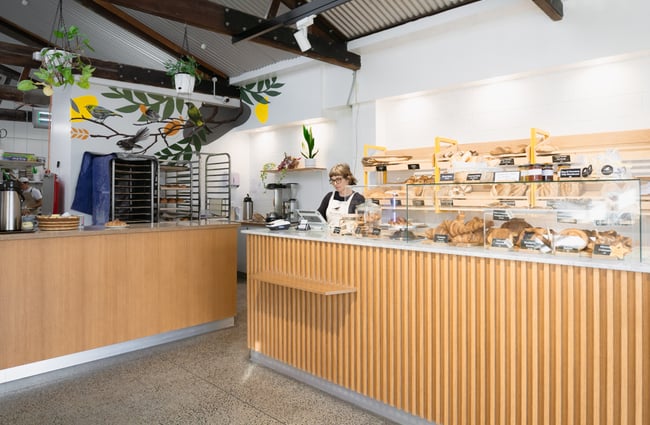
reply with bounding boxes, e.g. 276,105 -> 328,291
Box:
329,177 -> 344,184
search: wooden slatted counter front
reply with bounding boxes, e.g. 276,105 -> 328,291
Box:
246,230 -> 650,425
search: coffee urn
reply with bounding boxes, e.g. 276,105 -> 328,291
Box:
243,194 -> 253,221
0,180 -> 24,231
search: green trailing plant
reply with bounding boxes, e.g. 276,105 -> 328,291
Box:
260,162 -> 279,188
301,125 -> 318,159
17,25 -> 95,96
163,55 -> 201,84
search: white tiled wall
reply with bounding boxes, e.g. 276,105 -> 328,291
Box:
0,119 -> 49,159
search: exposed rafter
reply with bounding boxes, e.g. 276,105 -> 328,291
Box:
532,0 -> 563,21
97,0 -> 361,70
82,0 -> 228,80
231,0 -> 351,43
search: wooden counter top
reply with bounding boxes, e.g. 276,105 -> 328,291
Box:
242,227 -> 650,273
0,220 -> 240,241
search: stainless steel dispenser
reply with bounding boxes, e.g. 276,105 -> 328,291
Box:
0,180 -> 23,231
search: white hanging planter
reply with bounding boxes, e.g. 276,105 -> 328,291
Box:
174,73 -> 196,94
304,158 -> 316,168
42,49 -> 75,69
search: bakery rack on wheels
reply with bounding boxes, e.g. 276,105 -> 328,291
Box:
196,152 -> 231,220
110,155 -> 158,223
158,160 -> 195,222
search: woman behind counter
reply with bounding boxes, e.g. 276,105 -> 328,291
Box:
317,163 -> 365,225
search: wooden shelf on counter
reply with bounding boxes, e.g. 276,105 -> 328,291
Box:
250,271 -> 356,295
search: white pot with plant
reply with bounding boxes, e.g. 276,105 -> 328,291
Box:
301,125 -> 319,167
17,24 -> 95,96
164,55 -> 201,94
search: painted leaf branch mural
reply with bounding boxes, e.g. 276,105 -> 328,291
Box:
69,77 -> 284,159
239,77 -> 284,123
70,88 -> 210,161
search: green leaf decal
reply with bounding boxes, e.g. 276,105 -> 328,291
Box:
116,104 -> 140,114
175,98 -> 185,115
240,90 -> 252,105
134,91 -> 149,104
101,92 -> 122,99
163,99 -> 175,119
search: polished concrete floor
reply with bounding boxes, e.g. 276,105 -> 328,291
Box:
0,278 -> 396,425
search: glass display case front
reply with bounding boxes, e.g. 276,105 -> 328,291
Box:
346,179 -> 641,263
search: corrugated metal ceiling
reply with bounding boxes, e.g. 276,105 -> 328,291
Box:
1,0 -> 481,84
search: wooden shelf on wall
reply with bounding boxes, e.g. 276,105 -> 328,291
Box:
263,167 -> 326,174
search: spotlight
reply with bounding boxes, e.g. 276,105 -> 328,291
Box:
293,15 -> 315,52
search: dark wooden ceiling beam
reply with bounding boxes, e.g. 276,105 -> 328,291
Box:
532,0 -> 563,21
231,0 -> 351,43
0,85 -> 49,106
266,0 -> 282,19
84,0 -> 228,80
281,0 -> 347,43
0,41 -> 239,99
97,0 -> 361,70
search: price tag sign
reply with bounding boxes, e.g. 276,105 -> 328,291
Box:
332,226 -> 341,234
440,173 -> 455,182
593,244 -> 612,256
492,209 -> 513,221
466,173 -> 482,181
559,168 -> 581,178
552,154 -> 571,163
371,227 -> 382,236
499,158 -> 515,166
491,238 -> 513,249
434,234 -> 449,243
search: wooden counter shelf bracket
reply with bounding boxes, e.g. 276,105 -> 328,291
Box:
250,271 -> 356,295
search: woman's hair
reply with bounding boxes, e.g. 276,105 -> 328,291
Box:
329,163 -> 358,185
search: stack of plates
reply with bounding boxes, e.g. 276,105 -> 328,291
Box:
37,215 -> 80,231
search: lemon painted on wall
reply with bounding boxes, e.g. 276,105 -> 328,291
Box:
254,97 -> 269,123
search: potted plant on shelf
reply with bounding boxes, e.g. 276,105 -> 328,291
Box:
164,55 -> 201,94
17,25 -> 95,96
301,125 -> 319,167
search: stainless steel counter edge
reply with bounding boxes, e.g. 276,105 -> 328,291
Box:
0,221 -> 240,241
242,227 -> 650,273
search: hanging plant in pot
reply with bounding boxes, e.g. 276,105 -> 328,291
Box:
17,24 -> 95,96
163,55 -> 201,94
301,125 -> 319,167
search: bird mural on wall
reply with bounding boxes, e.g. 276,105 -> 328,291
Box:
117,127 -> 150,151
86,105 -> 123,122
70,78 -> 283,160
185,102 -> 211,133
142,106 -> 160,123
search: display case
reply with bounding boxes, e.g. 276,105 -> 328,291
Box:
348,178 -> 641,262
